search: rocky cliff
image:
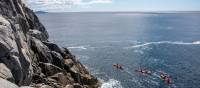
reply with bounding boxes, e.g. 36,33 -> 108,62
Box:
0,0 -> 99,88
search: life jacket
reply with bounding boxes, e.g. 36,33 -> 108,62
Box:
160,75 -> 172,84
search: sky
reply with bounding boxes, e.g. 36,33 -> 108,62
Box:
25,0 -> 200,12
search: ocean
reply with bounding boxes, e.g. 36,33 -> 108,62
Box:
37,12 -> 200,88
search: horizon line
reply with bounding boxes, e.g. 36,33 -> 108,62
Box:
35,10 -> 200,13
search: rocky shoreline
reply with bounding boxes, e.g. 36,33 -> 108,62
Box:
0,0 -> 100,88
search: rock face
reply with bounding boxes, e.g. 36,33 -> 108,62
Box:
0,0 -> 99,88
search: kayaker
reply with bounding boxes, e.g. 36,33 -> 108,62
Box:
160,73 -> 172,84
135,69 -> 152,75
113,64 -> 123,70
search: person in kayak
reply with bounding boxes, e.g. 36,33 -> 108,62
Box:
113,64 -> 123,70
160,73 -> 172,84
135,69 -> 152,75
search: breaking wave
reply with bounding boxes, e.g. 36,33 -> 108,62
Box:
126,41 -> 200,48
101,79 -> 123,88
193,41 -> 200,44
68,46 -> 87,50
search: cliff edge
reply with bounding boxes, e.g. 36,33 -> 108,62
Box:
0,0 -> 99,88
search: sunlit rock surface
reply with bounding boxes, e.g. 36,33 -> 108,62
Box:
0,0 -> 99,88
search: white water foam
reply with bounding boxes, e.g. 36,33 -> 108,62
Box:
101,79 -> 123,88
68,46 -> 87,50
193,41 -> 200,44
126,41 -> 200,49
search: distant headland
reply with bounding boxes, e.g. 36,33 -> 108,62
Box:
35,11 -> 48,14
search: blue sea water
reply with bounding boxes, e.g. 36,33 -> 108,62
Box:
37,12 -> 200,88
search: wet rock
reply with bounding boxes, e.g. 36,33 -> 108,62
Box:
80,74 -> 98,85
